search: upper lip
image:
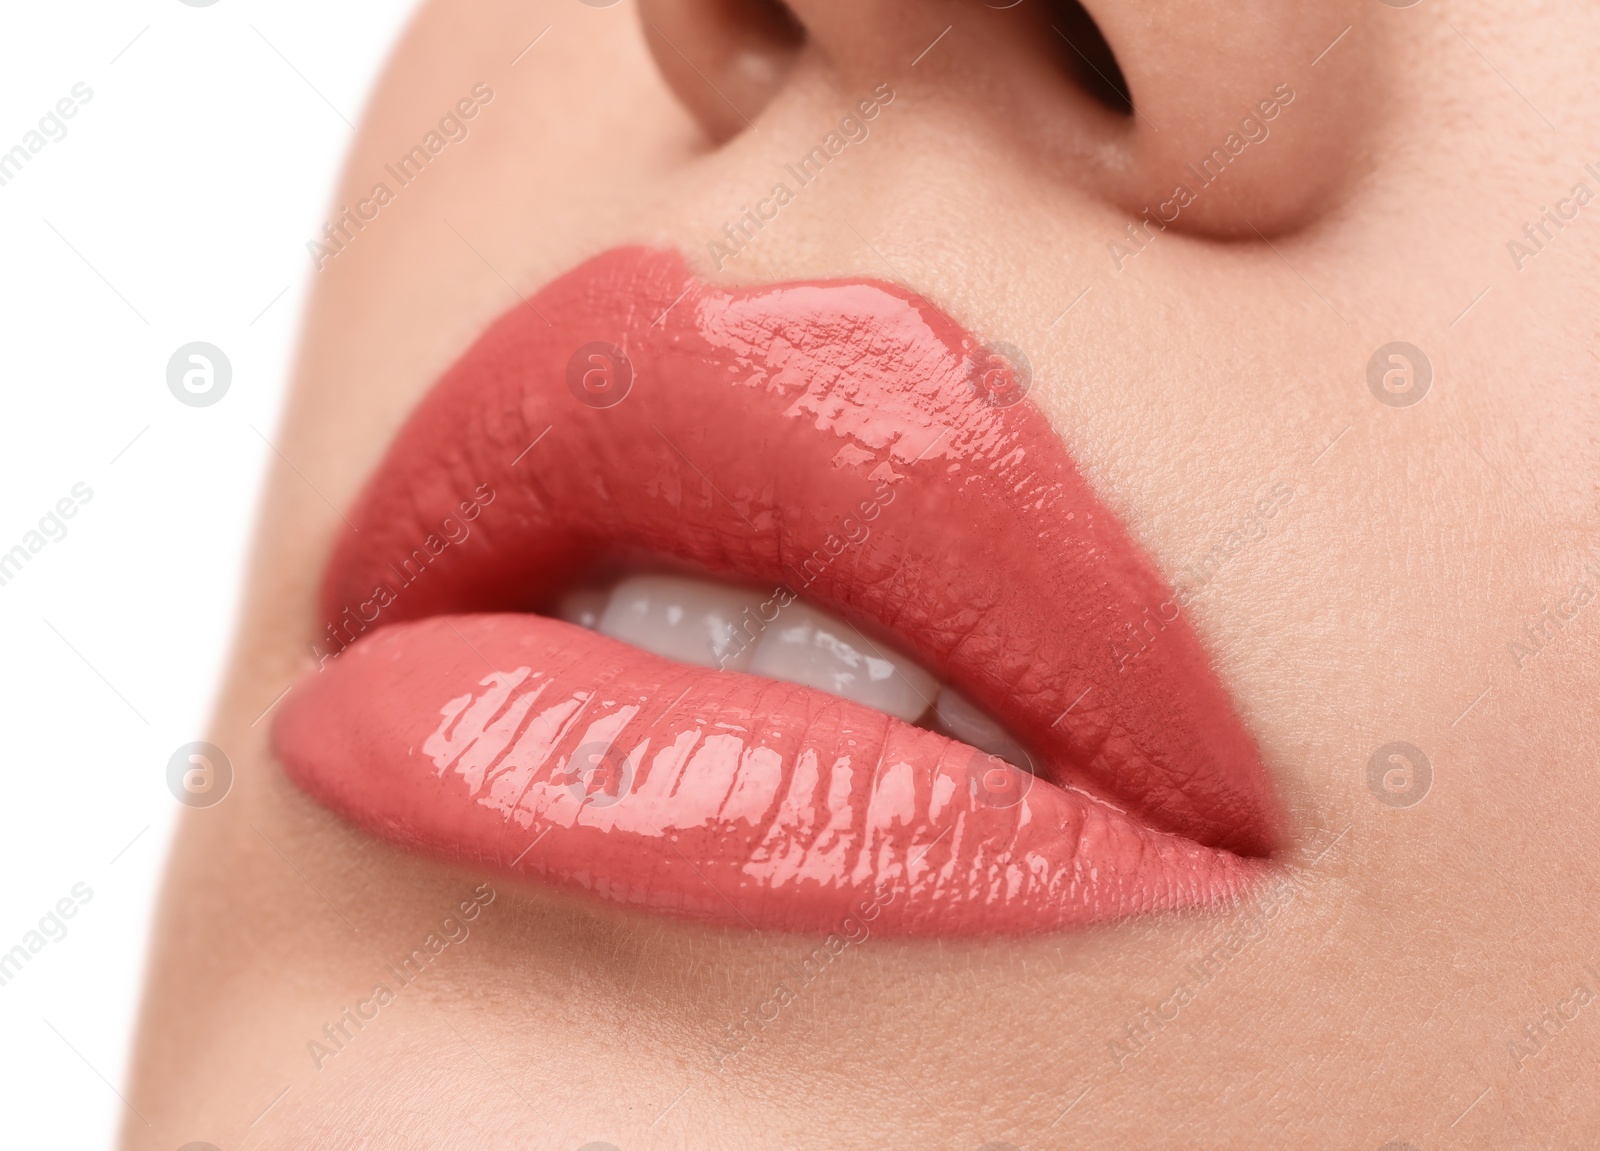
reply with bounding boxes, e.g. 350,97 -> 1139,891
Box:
275,244 -> 1280,933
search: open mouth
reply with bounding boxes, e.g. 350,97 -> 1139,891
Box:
553,571 -> 1036,767
271,245 -> 1280,936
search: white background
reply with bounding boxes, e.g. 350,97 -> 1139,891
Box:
0,2 -> 412,1145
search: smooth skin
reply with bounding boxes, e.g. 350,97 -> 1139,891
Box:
127,1 -> 1600,1147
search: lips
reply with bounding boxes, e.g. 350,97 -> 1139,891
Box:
272,245 -> 1280,936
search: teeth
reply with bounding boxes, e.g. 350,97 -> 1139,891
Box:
596,574 -> 765,672
565,572 -> 1028,755
932,686 -> 1035,773
746,600 -> 938,723
555,587 -> 609,631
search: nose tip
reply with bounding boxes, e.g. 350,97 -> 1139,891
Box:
641,0 -> 1386,240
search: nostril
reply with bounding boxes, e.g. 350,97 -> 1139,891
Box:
1047,0 -> 1132,117
744,0 -> 805,51
640,0 -> 807,144
721,0 -> 805,96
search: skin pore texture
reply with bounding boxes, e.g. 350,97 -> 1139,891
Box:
127,0 -> 1600,1147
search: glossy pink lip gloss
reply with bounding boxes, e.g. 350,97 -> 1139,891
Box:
272,246 -> 1280,936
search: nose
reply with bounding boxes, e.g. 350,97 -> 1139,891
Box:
637,0 -> 1383,237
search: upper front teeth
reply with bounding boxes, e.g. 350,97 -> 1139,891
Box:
745,599 -> 938,724
584,575 -> 766,673
557,573 -> 1031,770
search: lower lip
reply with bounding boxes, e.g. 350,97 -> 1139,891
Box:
275,612 -> 1266,936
